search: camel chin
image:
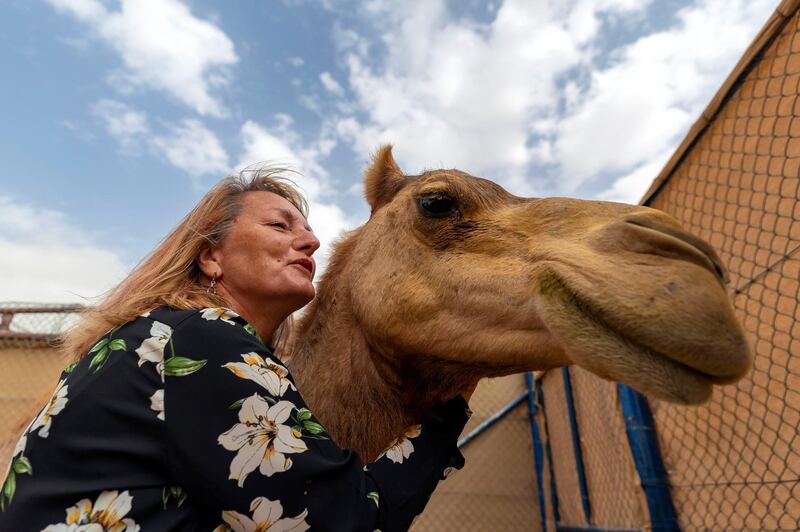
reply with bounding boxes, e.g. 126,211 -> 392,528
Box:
534,271 -> 744,405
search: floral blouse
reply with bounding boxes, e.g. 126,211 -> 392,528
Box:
0,307 -> 469,531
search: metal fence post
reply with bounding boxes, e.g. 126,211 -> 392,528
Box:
562,367 -> 592,525
537,377 -> 561,526
617,384 -> 679,531
525,372 -> 548,531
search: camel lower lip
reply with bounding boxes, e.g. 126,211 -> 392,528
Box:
539,273 -> 719,404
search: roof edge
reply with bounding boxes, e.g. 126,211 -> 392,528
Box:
639,0 -> 800,206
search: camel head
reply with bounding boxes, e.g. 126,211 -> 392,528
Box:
312,146 -> 751,409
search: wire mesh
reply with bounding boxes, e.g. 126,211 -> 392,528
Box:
412,374 -> 541,531
569,367 -> 647,529
644,7 -> 800,529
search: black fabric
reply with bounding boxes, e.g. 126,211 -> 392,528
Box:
0,307 -> 468,531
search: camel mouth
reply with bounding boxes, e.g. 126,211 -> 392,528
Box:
537,272 -> 731,404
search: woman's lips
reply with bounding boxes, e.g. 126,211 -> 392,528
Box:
291,258 -> 314,276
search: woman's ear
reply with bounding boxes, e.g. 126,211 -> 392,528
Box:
197,246 -> 223,280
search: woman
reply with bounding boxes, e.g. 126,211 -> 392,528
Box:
0,169 -> 471,531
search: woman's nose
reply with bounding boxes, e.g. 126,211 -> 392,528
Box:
294,229 -> 321,255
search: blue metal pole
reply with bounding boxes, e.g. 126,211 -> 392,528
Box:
537,377 -> 561,524
525,372 -> 548,531
617,384 -> 679,531
562,367 -> 592,524
457,390 -> 527,448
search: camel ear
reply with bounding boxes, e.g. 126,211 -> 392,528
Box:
364,145 -> 405,213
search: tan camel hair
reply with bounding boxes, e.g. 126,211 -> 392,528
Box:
287,145 -> 752,462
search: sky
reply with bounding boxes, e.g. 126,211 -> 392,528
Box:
0,0 -> 781,304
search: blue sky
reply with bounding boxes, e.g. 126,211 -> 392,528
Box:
0,0 -> 780,303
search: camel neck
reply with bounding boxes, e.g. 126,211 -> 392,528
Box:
287,290 -> 413,461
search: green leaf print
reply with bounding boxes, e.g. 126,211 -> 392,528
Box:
163,356 -> 207,377
108,338 -> 127,351
243,323 -> 265,344
89,338 -> 109,353
228,398 -> 245,410
162,486 -> 188,509
366,491 -> 380,508
290,409 -> 329,440
0,457 -> 31,510
88,331 -> 128,373
1,471 -> 15,511
88,347 -> 109,372
302,420 -> 326,435
12,457 -> 32,475
63,362 -> 78,374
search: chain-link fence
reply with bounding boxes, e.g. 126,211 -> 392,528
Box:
0,304 -> 80,472
640,3 -> 800,529
413,374 -> 542,531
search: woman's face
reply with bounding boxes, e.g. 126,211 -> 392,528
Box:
212,191 -> 320,316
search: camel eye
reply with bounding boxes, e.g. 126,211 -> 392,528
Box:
418,194 -> 456,218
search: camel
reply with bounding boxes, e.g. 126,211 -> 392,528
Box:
287,146 -> 752,461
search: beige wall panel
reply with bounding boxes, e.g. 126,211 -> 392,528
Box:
413,418 -> 540,531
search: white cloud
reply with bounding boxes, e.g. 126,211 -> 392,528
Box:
92,99 -> 229,176
47,0 -> 238,116
288,56 -> 305,67
327,0 -> 777,200
237,117 -> 359,271
558,0 -> 779,195
92,99 -> 149,150
319,71 -> 345,97
332,0 -> 653,195
597,149 -> 673,204
152,119 -> 230,177
0,196 -> 128,303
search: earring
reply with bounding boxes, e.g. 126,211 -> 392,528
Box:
207,273 -> 217,295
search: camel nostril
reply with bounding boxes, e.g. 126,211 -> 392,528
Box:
623,215 -> 729,286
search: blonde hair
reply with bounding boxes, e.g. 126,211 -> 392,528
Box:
62,167 -> 309,361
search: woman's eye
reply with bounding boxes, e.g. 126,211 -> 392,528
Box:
418,195 -> 456,217
268,222 -> 288,230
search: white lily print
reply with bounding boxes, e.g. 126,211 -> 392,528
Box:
218,395 -> 308,486
223,353 -> 296,397
135,321 -> 172,381
377,425 -> 422,464
29,379 -> 69,439
214,497 -> 309,532
150,389 -> 165,421
43,490 -> 140,531
202,307 -> 239,325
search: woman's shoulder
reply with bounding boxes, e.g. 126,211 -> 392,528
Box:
145,306 -> 269,352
